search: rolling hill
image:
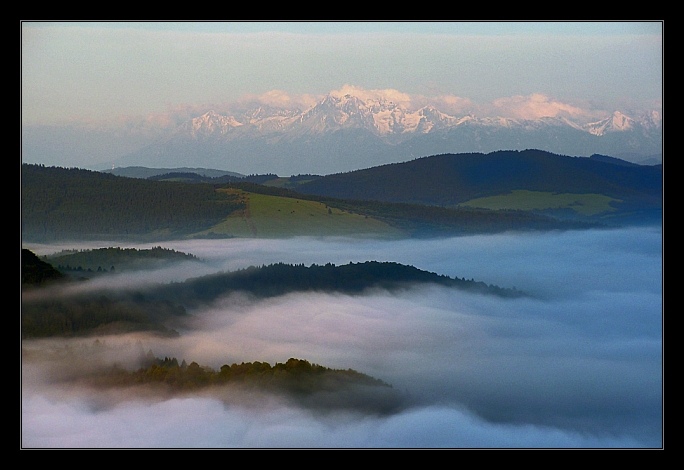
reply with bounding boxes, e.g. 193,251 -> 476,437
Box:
21,164 -> 244,242
22,159 -> 597,242
293,149 -> 662,224
192,187 -> 402,239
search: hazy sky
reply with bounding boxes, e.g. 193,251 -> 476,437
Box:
21,21 -> 663,126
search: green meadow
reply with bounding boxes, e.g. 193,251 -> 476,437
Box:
460,190 -> 621,216
195,189 -> 401,238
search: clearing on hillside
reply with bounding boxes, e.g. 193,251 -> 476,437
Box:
193,189 -> 401,238
460,190 -> 620,216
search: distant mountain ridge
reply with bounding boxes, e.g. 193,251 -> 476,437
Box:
104,166 -> 244,179
179,94 -> 661,140
113,90 -> 662,175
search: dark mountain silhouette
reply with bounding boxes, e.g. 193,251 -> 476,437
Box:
21,248 -> 64,287
152,261 -> 524,308
294,149 -> 662,223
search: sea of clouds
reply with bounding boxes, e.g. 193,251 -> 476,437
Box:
21,226 -> 663,448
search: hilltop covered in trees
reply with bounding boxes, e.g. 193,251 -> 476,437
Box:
153,261 -> 524,307
295,150 -> 663,212
45,246 -> 200,275
21,249 -> 524,339
21,164 -> 244,241
21,249 -> 64,287
88,354 -> 400,414
26,342 -> 403,415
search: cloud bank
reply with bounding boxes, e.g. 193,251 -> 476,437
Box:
21,226 -> 663,448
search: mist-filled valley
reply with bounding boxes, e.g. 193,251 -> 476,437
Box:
21,226 -> 662,448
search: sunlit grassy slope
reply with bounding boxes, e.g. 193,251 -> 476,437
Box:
460,190 -> 621,216
194,189 -> 402,238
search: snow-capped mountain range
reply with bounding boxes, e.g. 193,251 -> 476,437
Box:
181,93 -> 660,140
32,90 -> 659,176
180,95 -> 468,140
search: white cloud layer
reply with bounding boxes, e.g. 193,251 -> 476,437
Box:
21,226 -> 663,448
330,85 -> 412,106
491,93 -> 589,120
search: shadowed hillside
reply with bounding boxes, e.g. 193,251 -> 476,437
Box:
21,164 -> 244,242
21,248 -> 64,287
295,150 -> 662,223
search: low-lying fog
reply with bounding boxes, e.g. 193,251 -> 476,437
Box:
22,226 -> 663,448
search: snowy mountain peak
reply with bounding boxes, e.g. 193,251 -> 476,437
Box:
642,110 -> 662,129
115,92 -> 662,175
295,92 -> 464,136
610,111 -> 634,130
584,111 -> 635,136
171,90 -> 660,148
186,111 -> 242,137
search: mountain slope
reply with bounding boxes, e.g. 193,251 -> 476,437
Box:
194,188 -> 402,239
294,149 -> 662,223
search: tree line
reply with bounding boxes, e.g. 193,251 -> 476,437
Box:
46,246 -> 200,274
153,261 -> 525,307
94,355 -> 390,394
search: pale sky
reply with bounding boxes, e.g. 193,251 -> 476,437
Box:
21,21 -> 663,126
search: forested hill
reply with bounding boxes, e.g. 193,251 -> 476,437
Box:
21,248 -> 64,287
44,246 -> 200,275
21,255 -> 523,339
294,149 -> 662,221
151,261 -> 524,306
76,353 -> 401,415
21,164 -> 244,241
